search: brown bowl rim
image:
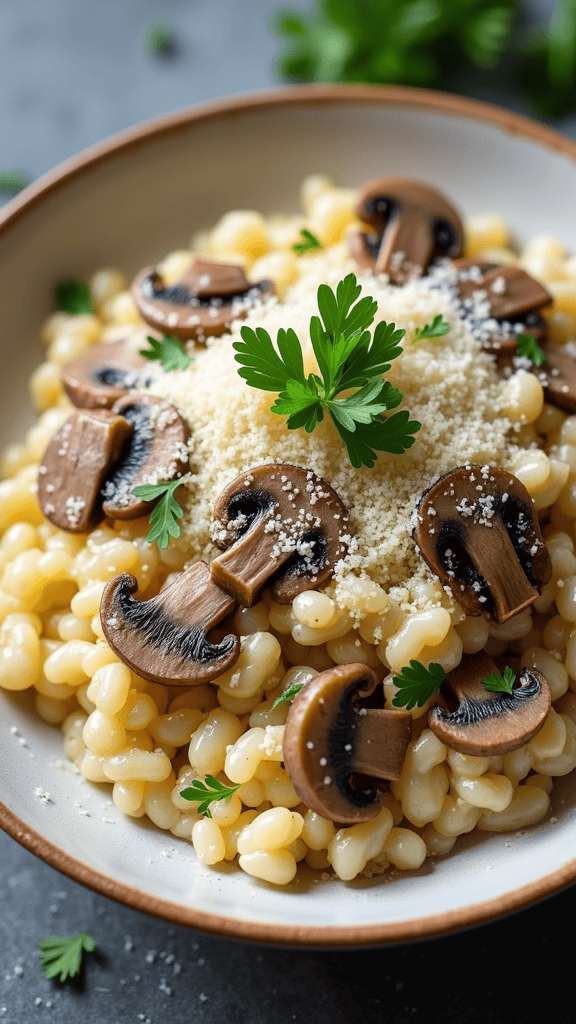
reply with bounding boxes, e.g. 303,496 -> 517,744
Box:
2,82 -> 576,946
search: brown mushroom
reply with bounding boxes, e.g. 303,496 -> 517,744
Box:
100,561 -> 239,685
282,663 -> 412,824
531,342 -> 576,413
38,409 -> 133,533
428,650 -> 551,756
412,465 -> 552,623
100,394 -> 189,520
61,338 -> 152,409
452,258 -> 552,359
131,257 -> 275,343
210,464 -> 349,607
349,178 -> 464,283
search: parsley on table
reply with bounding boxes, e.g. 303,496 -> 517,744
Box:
0,170 -> 30,196
271,682 -> 304,709
292,228 -> 323,256
412,314 -> 451,343
482,665 -> 516,695
391,660 -> 447,710
140,334 -> 193,372
54,279 -> 94,316
133,479 -> 185,549
234,272 -> 420,469
180,775 -> 241,817
516,333 -> 546,366
38,932 -> 96,983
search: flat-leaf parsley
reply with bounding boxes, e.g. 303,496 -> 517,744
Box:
271,682 -> 304,708
54,279 -> 94,316
133,479 -> 185,549
516,333 -> 546,366
482,665 -> 516,695
412,313 -> 450,342
391,660 -> 447,710
180,775 -> 241,817
140,334 -> 193,371
234,273 -> 420,469
292,228 -> 323,255
38,932 -> 96,982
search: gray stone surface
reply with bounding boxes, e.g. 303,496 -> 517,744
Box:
2,1 -> 576,1020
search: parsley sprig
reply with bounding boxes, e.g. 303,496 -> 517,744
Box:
38,932 -> 96,982
180,775 -> 241,817
516,333 -> 546,366
54,279 -> 94,316
413,314 -> 451,343
133,479 -> 185,549
391,660 -> 447,710
271,682 -> 304,708
482,665 -> 516,695
234,273 -> 420,469
140,334 -> 193,371
292,228 -> 323,256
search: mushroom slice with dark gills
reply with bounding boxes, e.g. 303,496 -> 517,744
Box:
100,394 -> 189,520
61,338 -> 153,409
413,465 -> 552,624
211,464 -> 350,607
349,178 -> 464,284
428,651 -> 551,756
38,408 -> 133,533
100,562 -> 239,685
283,663 -> 412,824
131,257 -> 275,343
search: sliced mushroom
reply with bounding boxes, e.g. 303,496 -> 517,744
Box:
131,257 -> 275,342
413,465 -> 552,623
428,650 -> 551,756
283,663 -> 412,824
38,409 -> 133,532
349,178 -> 464,283
452,258 -> 552,359
100,561 -> 239,685
210,464 -> 349,606
100,394 -> 189,520
532,342 -> 576,413
61,338 -> 152,409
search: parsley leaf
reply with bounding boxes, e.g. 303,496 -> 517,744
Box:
271,682 -> 304,708
38,932 -> 96,983
292,228 -> 323,256
516,333 -> 546,366
234,273 -> 420,469
0,170 -> 30,196
140,335 -> 193,371
145,21 -> 175,57
391,660 -> 446,710
413,313 -> 451,343
180,775 -> 241,817
482,665 -> 516,695
133,479 -> 185,549
54,279 -> 94,316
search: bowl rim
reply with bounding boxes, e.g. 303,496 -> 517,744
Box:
2,82 -> 576,946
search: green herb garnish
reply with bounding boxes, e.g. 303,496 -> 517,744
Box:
54,279 -> 94,316
292,228 -> 323,256
0,170 -> 31,196
391,660 -> 446,710
140,334 -> 193,371
482,665 -> 516,695
133,479 -> 185,549
180,775 -> 241,817
234,272 -> 420,469
412,313 -> 451,343
271,682 -> 304,709
38,932 -> 96,982
516,333 -> 546,366
145,21 -> 175,57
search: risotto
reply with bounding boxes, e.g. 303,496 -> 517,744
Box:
2,171 -> 576,886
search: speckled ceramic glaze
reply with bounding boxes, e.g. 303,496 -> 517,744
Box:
1,85 -> 576,946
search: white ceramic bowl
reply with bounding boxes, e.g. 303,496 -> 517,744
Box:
2,85 -> 576,946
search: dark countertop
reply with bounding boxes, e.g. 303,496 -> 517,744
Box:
2,1 -> 576,1020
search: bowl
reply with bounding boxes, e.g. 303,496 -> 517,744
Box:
2,84 -> 576,947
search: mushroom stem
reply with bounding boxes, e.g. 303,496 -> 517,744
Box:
212,527 -> 302,607
463,515 -> 538,623
375,209 -> 434,278
349,709 -> 412,781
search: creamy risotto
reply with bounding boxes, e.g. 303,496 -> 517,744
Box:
2,173 -> 576,886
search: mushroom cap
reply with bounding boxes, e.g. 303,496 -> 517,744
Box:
350,177 -> 464,281
283,664 -> 388,825
535,342 -> 576,413
428,651 -> 552,756
413,464 -> 552,622
211,463 -> 350,606
131,258 -> 275,342
101,393 -> 189,520
61,338 -> 151,409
